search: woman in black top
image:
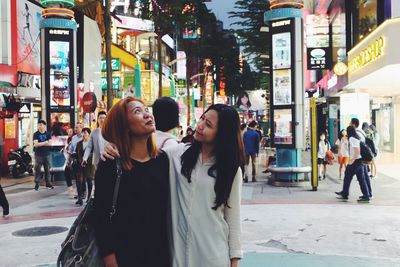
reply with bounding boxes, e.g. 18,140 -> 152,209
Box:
93,97 -> 170,267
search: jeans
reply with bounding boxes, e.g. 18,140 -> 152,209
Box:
362,164 -> 372,197
342,160 -> 369,198
34,155 -> 51,185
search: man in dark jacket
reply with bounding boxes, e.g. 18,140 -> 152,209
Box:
243,121 -> 260,183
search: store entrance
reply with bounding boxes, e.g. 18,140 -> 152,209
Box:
373,104 -> 394,152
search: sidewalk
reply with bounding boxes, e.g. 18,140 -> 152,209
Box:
1,149 -> 399,266
1,175 -> 34,188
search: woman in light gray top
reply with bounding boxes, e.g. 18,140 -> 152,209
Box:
104,104 -> 244,267
163,104 -> 244,267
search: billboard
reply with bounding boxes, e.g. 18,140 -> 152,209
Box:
17,0 -> 42,74
49,41 -> 71,107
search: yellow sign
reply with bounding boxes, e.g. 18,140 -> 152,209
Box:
5,117 -> 16,139
348,37 -> 384,74
333,62 -> 348,76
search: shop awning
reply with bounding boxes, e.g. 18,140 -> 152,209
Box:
110,44 -> 145,69
0,81 -> 17,94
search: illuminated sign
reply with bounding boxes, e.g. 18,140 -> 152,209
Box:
49,29 -> 70,35
101,77 -> 121,90
333,62 -> 348,76
49,41 -> 71,107
270,0 -> 304,10
307,47 -> 332,70
348,37 -> 384,74
101,59 -> 121,72
272,20 -> 291,27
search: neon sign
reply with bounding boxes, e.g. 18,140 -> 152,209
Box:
348,37 -> 384,74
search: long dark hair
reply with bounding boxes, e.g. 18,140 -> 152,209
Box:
181,104 -> 245,209
346,125 -> 359,140
338,129 -> 345,141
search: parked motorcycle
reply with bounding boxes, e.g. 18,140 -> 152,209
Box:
8,145 -> 34,178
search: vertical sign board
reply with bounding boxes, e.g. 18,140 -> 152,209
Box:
43,28 -> 75,130
270,18 -> 297,148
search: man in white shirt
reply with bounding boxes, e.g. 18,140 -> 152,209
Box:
350,118 -> 372,198
152,97 -> 180,149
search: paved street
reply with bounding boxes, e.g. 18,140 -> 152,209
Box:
1,151 -> 400,266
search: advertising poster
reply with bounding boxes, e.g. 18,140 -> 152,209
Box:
273,69 -> 292,105
49,41 -> 71,107
17,0 -> 42,74
272,32 -> 291,70
274,109 -> 293,145
5,118 -> 16,139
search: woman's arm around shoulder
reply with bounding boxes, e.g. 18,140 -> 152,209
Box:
224,167 -> 243,262
161,142 -> 188,160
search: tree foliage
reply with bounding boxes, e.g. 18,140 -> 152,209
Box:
229,0 -> 270,90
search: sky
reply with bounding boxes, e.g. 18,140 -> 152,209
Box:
205,0 -> 240,30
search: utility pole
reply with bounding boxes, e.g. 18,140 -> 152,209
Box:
104,0 -> 113,110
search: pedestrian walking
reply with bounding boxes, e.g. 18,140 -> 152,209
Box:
68,123 -> 84,198
33,120 -> 53,190
64,128 -> 74,198
370,124 -> 380,178
75,128 -> 95,206
335,126 -> 370,202
181,127 -> 195,144
94,97 -> 171,267
335,129 -> 349,180
82,111 -> 106,169
317,132 -> 330,180
153,97 -> 180,149
243,121 -> 260,183
350,118 -> 372,198
0,183 -> 9,217
104,104 -> 244,267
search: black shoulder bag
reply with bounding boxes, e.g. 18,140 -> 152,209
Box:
57,159 -> 123,267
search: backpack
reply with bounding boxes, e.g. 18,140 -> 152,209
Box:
365,137 -> 377,157
360,141 -> 374,163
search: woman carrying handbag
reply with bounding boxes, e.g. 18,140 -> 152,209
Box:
93,97 -> 171,267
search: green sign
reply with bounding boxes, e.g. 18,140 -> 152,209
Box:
177,79 -> 187,88
101,77 -> 121,90
101,58 -> 121,72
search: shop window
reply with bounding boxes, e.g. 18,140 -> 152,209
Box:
354,0 -> 378,44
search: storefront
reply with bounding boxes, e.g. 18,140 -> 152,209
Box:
346,17 -> 400,155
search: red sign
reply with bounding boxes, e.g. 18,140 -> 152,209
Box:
81,92 -> 97,113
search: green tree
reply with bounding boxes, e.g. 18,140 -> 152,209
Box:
229,0 -> 270,90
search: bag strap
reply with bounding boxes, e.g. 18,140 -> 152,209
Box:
109,158 -> 122,223
160,138 -> 173,149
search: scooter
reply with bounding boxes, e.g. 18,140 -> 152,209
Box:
8,145 -> 34,178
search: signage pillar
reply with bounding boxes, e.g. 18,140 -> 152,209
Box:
265,3 -> 305,182
39,0 -> 77,130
